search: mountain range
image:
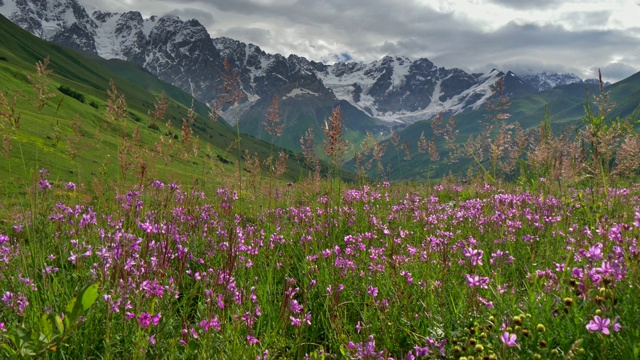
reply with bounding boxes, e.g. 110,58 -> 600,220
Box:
0,0 -> 607,153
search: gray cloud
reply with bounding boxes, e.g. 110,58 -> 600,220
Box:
167,7 -> 215,27
558,10 -> 613,29
485,0 -> 560,10
595,62 -> 639,81
80,0 -> 640,82
220,27 -> 273,47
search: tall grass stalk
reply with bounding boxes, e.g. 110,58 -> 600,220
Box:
217,59 -> 246,204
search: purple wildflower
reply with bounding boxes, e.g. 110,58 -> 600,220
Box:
247,334 -> 259,345
501,332 -> 518,347
289,299 -> 303,314
465,274 -> 490,288
463,247 -> 484,266
586,315 -> 611,334
39,179 -> 51,190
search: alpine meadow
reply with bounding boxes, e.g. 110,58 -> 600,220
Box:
1,1 -> 640,359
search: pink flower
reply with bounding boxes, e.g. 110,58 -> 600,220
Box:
290,316 -> 302,327
501,332 -> 518,347
39,179 -> 51,190
586,315 -> 611,334
465,274 -> 489,288
612,317 -> 623,332
463,247 -> 484,266
247,334 -> 259,345
289,299 -> 303,314
477,296 -> 494,308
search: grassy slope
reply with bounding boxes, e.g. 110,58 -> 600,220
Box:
0,14 -> 322,199
367,76 -> 640,180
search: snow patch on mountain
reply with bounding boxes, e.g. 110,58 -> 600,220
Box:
92,12 -> 120,59
520,72 -> 583,91
0,1 -> 16,15
282,88 -> 320,100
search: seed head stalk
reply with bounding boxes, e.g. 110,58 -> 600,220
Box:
217,59 -> 246,204
263,94 -> 283,209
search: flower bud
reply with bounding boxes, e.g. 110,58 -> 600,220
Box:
536,324 -> 546,332
563,297 -> 574,306
513,316 -> 523,326
599,287 -> 606,296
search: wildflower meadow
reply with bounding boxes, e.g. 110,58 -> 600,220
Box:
0,56 -> 639,359
2,171 -> 640,359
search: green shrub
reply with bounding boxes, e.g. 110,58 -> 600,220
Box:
129,111 -> 141,122
58,85 -> 85,103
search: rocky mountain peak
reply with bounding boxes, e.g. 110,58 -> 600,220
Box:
520,71 -> 583,91
2,0 -> 96,52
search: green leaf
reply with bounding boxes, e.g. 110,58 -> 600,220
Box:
40,313 -> 53,341
0,343 -> 18,357
80,283 -> 100,312
64,296 -> 78,325
64,283 -> 100,327
14,326 -> 30,343
52,314 -> 64,335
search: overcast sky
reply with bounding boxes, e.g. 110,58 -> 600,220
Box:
82,0 -> 640,82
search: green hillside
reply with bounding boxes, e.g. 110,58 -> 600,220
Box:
0,14 -> 324,200
359,75 -> 640,181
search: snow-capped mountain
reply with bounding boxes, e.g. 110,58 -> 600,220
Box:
318,59 -> 536,123
520,72 -> 583,92
0,0 -> 586,151
0,0 -> 96,53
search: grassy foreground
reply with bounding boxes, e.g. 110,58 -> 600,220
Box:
0,171 -> 639,359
